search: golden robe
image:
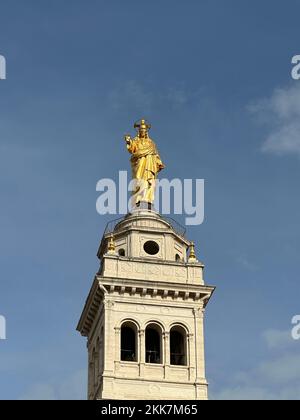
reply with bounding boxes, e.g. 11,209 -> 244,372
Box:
127,136 -> 164,204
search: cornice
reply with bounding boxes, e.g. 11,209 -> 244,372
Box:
77,275 -> 215,338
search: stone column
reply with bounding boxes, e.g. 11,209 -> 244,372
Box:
88,358 -> 94,400
163,331 -> 170,379
99,327 -> 104,373
193,304 -> 208,399
193,306 -> 205,379
139,329 -> 145,377
95,351 -> 99,386
187,333 -> 195,381
103,299 -> 115,376
114,327 -> 121,372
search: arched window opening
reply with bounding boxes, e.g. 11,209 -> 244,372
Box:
118,248 -> 125,257
175,254 -> 181,262
170,326 -> 187,366
145,324 -> 162,364
121,322 -> 137,362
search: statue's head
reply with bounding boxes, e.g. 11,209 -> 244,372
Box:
134,119 -> 151,138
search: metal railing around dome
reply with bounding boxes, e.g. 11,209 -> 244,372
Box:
103,214 -> 186,238
97,213 -> 186,258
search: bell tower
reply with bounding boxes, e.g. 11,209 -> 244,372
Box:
77,120 -> 215,400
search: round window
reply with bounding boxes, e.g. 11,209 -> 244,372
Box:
143,240 -> 160,256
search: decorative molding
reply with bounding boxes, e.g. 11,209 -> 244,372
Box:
100,284 -> 108,294
77,277 -> 215,338
192,308 -> 203,319
104,300 -> 115,309
161,307 -> 170,314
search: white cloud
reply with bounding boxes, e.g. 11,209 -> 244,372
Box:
213,384 -> 300,400
20,383 -> 57,401
19,369 -> 86,400
236,255 -> 258,271
165,87 -> 188,108
108,80 -> 154,113
107,81 -> 194,113
58,369 -> 86,400
249,84 -> 300,157
262,328 -> 293,350
212,327 -> 300,400
262,122 -> 300,155
212,386 -> 276,400
258,353 -> 300,384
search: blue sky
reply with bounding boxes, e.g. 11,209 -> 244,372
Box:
0,0 -> 300,399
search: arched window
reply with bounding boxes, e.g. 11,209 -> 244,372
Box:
170,326 -> 187,366
145,323 -> 162,364
175,254 -> 181,262
118,248 -> 125,257
121,322 -> 137,362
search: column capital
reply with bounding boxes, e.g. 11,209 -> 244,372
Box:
104,299 -> 115,309
193,307 -> 204,318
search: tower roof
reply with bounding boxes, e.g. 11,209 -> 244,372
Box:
97,210 -> 188,259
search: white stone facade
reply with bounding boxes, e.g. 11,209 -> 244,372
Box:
77,211 -> 215,400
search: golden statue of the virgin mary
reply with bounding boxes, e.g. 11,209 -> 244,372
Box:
124,119 -> 165,207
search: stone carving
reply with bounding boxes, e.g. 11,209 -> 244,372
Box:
120,262 -> 133,273
148,384 -> 160,394
147,265 -> 161,275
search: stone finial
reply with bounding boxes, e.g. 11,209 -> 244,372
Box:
188,241 -> 198,263
107,234 -> 116,255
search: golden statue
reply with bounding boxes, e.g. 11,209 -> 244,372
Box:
125,119 -> 165,207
